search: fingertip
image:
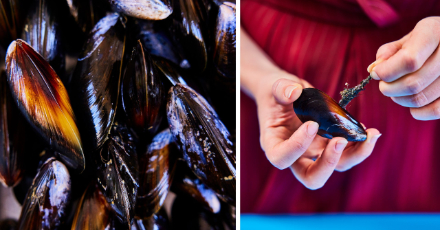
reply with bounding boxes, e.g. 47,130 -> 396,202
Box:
366,128 -> 381,144
272,78 -> 303,104
333,138 -> 348,152
305,121 -> 319,137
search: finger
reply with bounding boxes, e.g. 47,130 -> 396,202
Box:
290,137 -> 347,190
378,46 -> 440,97
390,75 -> 440,108
410,98 -> 440,120
371,19 -> 440,82
335,129 -> 381,172
265,121 -> 319,169
373,35 -> 409,65
272,78 -> 303,105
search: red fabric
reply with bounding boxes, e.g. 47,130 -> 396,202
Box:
241,0 -> 440,213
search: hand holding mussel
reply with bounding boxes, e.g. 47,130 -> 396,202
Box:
293,88 -> 367,142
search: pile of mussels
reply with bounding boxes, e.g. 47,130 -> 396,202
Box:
0,0 -> 236,229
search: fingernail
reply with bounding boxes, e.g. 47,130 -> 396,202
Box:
335,139 -> 348,152
307,122 -> 319,136
370,71 -> 380,80
367,59 -> 384,73
369,133 -> 382,143
284,85 -> 298,99
367,63 -> 374,73
361,123 -> 367,129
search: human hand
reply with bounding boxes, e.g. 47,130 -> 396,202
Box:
370,17 -> 440,120
256,71 -> 381,190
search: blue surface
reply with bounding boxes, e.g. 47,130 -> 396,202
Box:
241,214 -> 440,230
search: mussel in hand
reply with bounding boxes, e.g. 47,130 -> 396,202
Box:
17,158 -> 71,230
293,88 -> 367,142
167,83 -> 235,204
5,39 -> 85,171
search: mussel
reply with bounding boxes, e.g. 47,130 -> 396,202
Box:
71,182 -> 122,230
0,0 -> 25,49
0,219 -> 17,230
171,0 -> 208,73
167,83 -> 235,204
16,158 -> 71,230
213,2 -> 235,79
5,39 -> 85,171
293,88 -> 367,142
121,40 -> 165,137
132,19 -> 190,69
97,126 -> 139,227
0,71 -> 26,187
109,0 -> 173,20
69,13 -> 126,152
22,0 -> 67,79
135,129 -> 177,218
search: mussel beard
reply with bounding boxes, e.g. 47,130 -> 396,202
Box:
5,39 -> 85,172
135,129 -> 177,218
213,2 -> 236,79
17,158 -> 71,230
167,84 -> 235,205
97,133 -> 139,227
110,0 -> 172,20
70,13 -> 126,152
293,88 -> 367,142
121,40 -> 165,137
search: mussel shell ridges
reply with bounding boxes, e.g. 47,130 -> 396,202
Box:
135,129 -> 177,218
16,158 -> 71,230
213,2 -> 236,79
5,39 -> 85,171
293,88 -> 367,142
121,40 -> 165,137
167,83 -> 235,204
69,13 -> 126,152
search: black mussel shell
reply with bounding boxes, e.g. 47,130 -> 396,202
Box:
172,171 -> 221,214
131,209 -> 169,230
110,0 -> 172,20
5,39 -> 85,171
153,57 -> 188,86
66,0 -> 109,34
167,83 -> 235,205
0,71 -> 26,187
17,158 -> 71,230
135,129 -> 177,218
0,219 -> 17,230
0,0 -> 26,49
121,40 -> 165,137
71,182 -> 123,230
133,19 -> 189,69
293,88 -> 367,142
70,13 -> 126,152
97,130 -> 139,226
22,0 -> 67,80
213,2 -> 235,79
171,0 -> 208,73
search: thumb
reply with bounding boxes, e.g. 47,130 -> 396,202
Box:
272,78 -> 303,105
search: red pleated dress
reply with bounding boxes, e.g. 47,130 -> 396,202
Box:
241,0 -> 440,213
